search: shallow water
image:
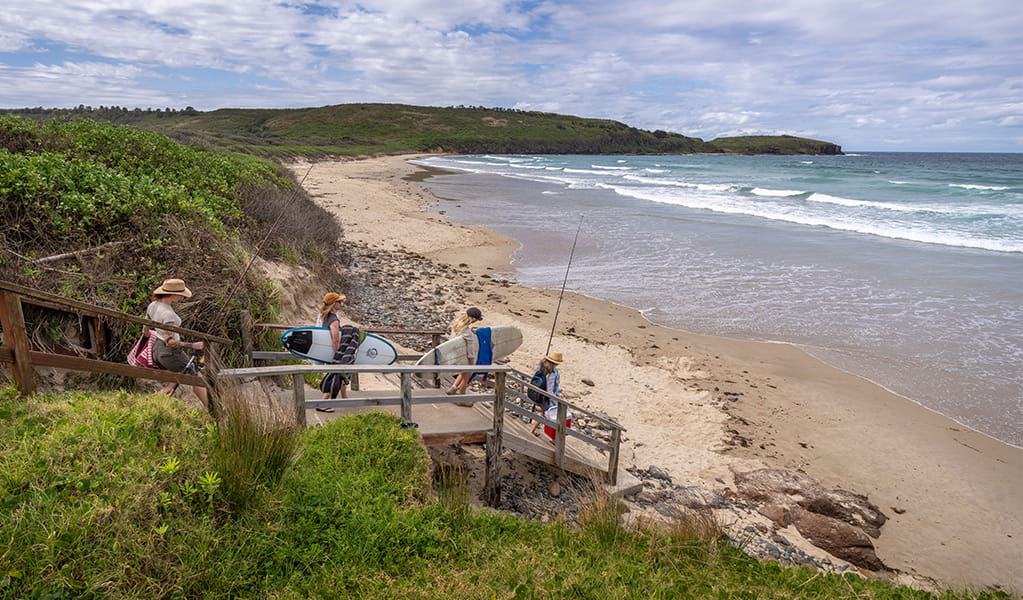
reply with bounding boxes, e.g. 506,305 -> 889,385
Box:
411,153 -> 1023,447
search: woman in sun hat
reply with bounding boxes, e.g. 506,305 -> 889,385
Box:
313,292 -> 349,412
446,307 -> 484,396
529,350 -> 565,436
146,278 -> 207,408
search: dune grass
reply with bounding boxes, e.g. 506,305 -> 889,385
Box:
0,386 -> 1009,599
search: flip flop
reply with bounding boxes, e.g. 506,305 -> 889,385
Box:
315,407 -> 335,413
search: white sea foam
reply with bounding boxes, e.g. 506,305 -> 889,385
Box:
950,183 -> 1010,191
592,165 -> 632,170
606,185 -> 1023,253
564,168 -> 612,175
751,187 -> 806,197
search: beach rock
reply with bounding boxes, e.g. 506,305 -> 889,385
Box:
758,504 -> 790,527
733,468 -> 888,539
787,507 -> 886,571
647,465 -> 672,483
803,488 -> 888,538
672,485 -> 727,509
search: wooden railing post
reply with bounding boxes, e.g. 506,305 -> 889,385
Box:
400,372 -> 412,423
350,372 -> 360,391
240,310 -> 253,368
607,427 -> 621,485
554,402 -> 568,468
0,290 -> 35,396
485,371 -> 506,506
293,373 -> 306,427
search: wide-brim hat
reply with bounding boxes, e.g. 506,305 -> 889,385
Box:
153,278 -> 192,297
323,292 -> 346,304
545,351 -> 565,365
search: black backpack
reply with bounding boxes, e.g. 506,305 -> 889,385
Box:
527,369 -> 547,405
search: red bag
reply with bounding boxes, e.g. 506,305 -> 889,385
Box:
127,331 -> 157,369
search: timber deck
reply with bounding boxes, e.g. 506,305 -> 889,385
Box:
291,388 -> 641,497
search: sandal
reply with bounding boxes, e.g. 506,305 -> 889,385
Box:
315,407 -> 335,413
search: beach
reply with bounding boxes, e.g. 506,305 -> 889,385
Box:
287,155 -> 1022,595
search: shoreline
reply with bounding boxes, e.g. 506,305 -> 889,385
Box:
286,154 -> 1022,595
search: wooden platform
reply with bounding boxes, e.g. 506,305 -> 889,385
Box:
291,388 -> 642,497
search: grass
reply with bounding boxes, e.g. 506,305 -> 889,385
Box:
0,385 -> 1010,599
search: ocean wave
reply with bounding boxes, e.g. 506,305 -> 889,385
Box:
564,168 -> 613,175
750,187 -> 806,197
591,165 -> 632,170
608,186 -> 1023,253
950,183 -> 1011,191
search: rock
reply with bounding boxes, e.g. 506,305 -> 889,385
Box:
803,488 -> 888,538
634,490 -> 659,504
647,465 -> 672,483
672,485 -> 727,509
548,481 -> 561,498
733,468 -> 887,538
758,504 -> 790,528
788,507 -> 886,571
581,378 -> 595,387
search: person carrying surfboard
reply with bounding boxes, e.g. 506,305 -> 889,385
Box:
446,307 -> 483,398
315,292 -> 349,411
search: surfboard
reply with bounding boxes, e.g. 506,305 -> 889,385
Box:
414,326 -> 523,379
280,326 -> 398,365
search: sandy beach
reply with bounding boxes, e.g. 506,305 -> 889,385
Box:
286,155 -> 1022,595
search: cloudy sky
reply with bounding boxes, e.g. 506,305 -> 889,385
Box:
1,1 -> 1020,152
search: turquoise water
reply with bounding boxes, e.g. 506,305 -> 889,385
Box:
411,153 -> 1023,447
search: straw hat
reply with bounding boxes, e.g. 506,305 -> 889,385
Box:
545,351 -> 565,365
152,278 -> 192,298
323,292 -> 346,305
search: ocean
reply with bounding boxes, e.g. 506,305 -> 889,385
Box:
409,153 -> 1023,448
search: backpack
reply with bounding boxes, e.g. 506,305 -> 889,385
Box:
527,369 -> 547,405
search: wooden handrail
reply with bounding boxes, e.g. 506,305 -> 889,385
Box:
0,281 -> 218,398
0,279 -> 231,345
253,322 -> 445,335
218,363 -> 513,378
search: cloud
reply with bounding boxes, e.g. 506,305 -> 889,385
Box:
0,0 -> 1019,150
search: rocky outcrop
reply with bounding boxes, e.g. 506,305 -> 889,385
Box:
734,468 -> 888,570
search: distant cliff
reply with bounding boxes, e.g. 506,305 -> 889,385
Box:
709,135 -> 842,155
0,104 -> 842,158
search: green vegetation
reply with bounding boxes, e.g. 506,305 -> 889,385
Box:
708,135 -> 843,155
0,387 -> 1004,600
1,104 -> 843,158
0,115 -> 349,369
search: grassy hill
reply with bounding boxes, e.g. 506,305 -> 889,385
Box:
0,389 -> 1003,599
0,104 -> 842,158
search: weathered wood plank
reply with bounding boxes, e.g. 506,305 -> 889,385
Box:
0,291 -> 35,395
29,351 -> 205,387
420,431 -> 488,446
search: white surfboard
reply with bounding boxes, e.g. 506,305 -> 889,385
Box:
280,326 -> 398,365
414,326 -> 523,379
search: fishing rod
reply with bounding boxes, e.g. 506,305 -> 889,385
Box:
546,215 -> 583,356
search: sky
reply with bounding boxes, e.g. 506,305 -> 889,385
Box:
1,1 -> 1020,152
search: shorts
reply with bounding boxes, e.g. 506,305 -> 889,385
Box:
153,337 -> 190,372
